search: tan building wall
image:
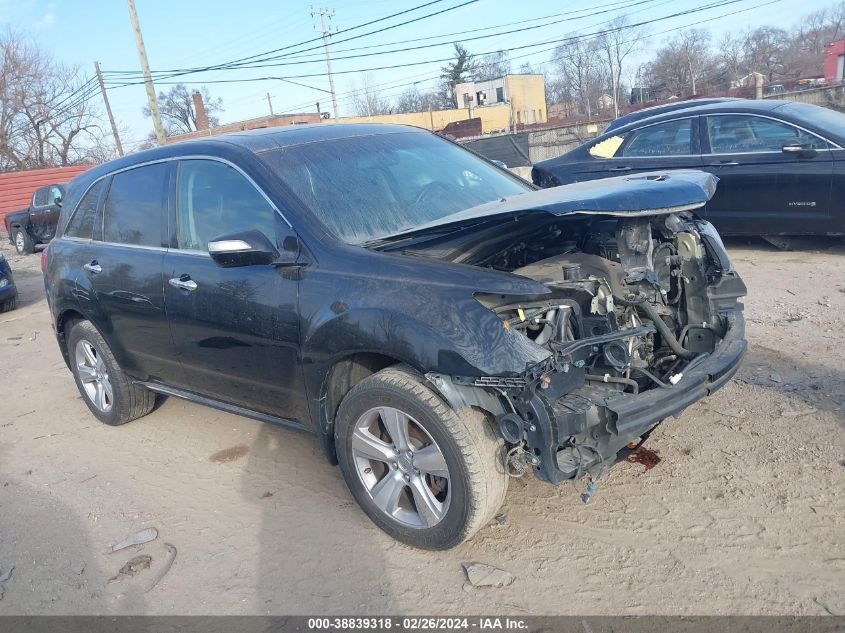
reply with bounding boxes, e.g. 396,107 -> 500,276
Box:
454,74 -> 547,127
504,74 -> 547,125
338,103 -> 512,134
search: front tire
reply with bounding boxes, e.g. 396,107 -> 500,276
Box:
13,228 -> 34,255
335,366 -> 507,549
67,320 -> 155,425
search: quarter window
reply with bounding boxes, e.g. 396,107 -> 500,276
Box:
619,119 -> 693,157
705,115 -> 831,153
102,163 -> 168,247
176,160 -> 278,252
64,181 -> 105,240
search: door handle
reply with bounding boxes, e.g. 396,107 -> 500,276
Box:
709,161 -> 739,166
83,261 -> 102,274
169,275 -> 197,291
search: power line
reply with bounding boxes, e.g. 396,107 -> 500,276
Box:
102,0 -> 465,81
104,0 -> 760,88
261,0 -> 782,118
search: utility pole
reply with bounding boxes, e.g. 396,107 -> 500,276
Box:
127,0 -> 166,145
312,7 -> 338,121
266,93 -> 274,116
94,61 -> 124,156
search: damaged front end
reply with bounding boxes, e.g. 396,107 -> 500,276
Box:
425,173 -> 747,487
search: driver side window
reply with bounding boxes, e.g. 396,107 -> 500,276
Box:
176,160 -> 278,252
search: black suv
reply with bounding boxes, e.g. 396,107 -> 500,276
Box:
44,124 -> 746,549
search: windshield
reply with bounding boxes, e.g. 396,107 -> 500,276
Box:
261,131 -> 531,244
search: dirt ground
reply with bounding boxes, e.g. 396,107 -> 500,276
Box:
0,234 -> 842,616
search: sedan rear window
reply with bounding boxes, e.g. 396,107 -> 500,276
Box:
261,132 -> 530,244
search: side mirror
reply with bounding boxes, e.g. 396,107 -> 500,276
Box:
208,229 -> 280,267
491,159 -> 508,169
53,195 -> 62,207
782,141 -> 817,158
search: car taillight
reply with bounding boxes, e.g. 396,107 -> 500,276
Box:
40,246 -> 48,273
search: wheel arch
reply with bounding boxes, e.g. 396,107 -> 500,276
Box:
55,308 -> 86,369
313,351 -> 410,464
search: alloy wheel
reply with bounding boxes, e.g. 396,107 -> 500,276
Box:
351,406 -> 451,529
75,339 -> 113,412
14,232 -> 24,254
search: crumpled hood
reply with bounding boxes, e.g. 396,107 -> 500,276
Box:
412,170 -> 718,232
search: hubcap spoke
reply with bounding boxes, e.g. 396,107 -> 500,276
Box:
82,343 -> 97,367
102,377 -> 113,404
409,476 -> 445,527
76,363 -> 97,382
95,382 -> 106,410
351,428 -> 395,463
413,444 -> 449,479
379,407 -> 410,452
370,471 -> 406,516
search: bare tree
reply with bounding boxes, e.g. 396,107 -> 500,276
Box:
0,29 -> 110,170
553,38 -> 605,118
350,73 -> 393,116
394,86 -> 440,114
474,50 -> 511,81
743,27 -> 789,82
143,84 -> 223,135
597,17 -> 646,118
713,32 -> 747,90
646,29 -> 714,98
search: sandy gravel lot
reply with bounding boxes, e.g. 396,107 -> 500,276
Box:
0,235 -> 842,616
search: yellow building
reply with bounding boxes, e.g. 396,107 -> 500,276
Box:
454,74 -> 547,127
338,103 -> 512,135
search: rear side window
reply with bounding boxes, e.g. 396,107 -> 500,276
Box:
705,115 -> 832,153
103,163 -> 168,247
64,181 -> 105,239
176,159 -> 278,251
619,119 -> 693,157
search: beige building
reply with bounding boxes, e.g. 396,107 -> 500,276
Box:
339,103 -> 512,135
454,74 -> 547,127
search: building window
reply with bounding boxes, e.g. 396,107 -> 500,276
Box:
496,87 -> 504,103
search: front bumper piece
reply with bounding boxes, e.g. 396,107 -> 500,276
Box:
520,311 -> 746,483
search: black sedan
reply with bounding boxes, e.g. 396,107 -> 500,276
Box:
532,99 -> 845,238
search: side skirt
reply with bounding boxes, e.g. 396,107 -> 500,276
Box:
137,381 -> 313,434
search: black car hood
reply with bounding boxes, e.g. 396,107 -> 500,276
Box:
409,170 -> 717,234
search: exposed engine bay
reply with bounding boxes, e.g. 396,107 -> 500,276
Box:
423,210 -> 747,490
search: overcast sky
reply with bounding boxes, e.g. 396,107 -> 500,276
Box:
1,0 -> 818,150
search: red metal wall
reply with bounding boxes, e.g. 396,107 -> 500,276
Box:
824,39 -> 845,83
0,165 -> 92,218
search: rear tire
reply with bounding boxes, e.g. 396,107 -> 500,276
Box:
67,320 -> 155,425
0,297 -> 16,312
13,228 -> 34,255
335,366 -> 507,549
